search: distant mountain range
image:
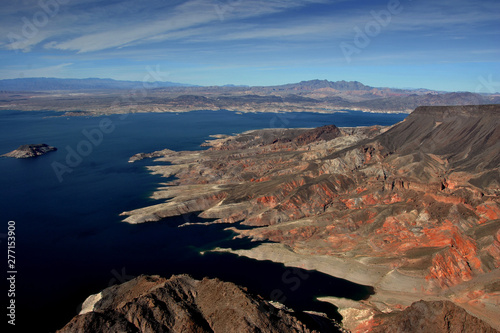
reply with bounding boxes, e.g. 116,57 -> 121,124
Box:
0,78 -> 498,114
0,77 -> 497,94
0,77 -> 444,93
269,79 -> 374,91
0,77 -> 197,91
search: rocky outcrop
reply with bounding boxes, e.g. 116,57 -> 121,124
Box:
2,143 -> 57,158
292,125 -> 341,146
57,275 -> 338,333
129,149 -> 176,163
122,105 -> 500,330
371,300 -> 499,333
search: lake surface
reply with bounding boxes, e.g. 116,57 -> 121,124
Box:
0,110 -> 407,332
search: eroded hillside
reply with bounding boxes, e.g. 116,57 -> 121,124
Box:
122,105 -> 500,331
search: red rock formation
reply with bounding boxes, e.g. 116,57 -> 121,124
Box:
486,228 -> 500,267
122,105 -> 500,330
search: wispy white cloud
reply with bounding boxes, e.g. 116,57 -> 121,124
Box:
150,0 -> 500,45
3,0 -> 498,55
29,0 -> 333,53
0,0 -> 498,89
378,0 -> 500,34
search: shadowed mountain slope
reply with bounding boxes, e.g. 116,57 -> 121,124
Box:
376,105 -> 500,171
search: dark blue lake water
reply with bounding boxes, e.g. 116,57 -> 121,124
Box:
0,110 -> 407,332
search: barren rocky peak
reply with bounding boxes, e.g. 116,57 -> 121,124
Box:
200,125 -> 343,151
292,125 -> 341,146
57,275 -> 337,333
374,104 -> 500,171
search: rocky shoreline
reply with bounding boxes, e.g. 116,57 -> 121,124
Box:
116,105 -> 500,331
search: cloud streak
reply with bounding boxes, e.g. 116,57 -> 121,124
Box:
2,0 -> 332,53
0,0 -> 498,90
2,0 -> 498,54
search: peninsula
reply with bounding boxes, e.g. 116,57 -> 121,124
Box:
117,104 -> 500,331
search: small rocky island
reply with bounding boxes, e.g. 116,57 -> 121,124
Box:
2,143 -> 57,158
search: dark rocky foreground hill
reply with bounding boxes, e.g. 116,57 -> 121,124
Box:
58,275 -> 498,333
57,275 -> 340,333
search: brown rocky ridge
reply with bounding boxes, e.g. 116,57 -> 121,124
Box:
57,274 -> 341,333
121,104 -> 500,331
2,143 -> 57,158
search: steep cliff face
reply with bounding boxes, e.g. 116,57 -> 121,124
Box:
57,275 -> 337,333
122,105 -> 500,330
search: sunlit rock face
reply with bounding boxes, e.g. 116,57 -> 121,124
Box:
122,105 -> 500,331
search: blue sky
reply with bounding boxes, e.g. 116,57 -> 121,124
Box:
0,0 -> 499,91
